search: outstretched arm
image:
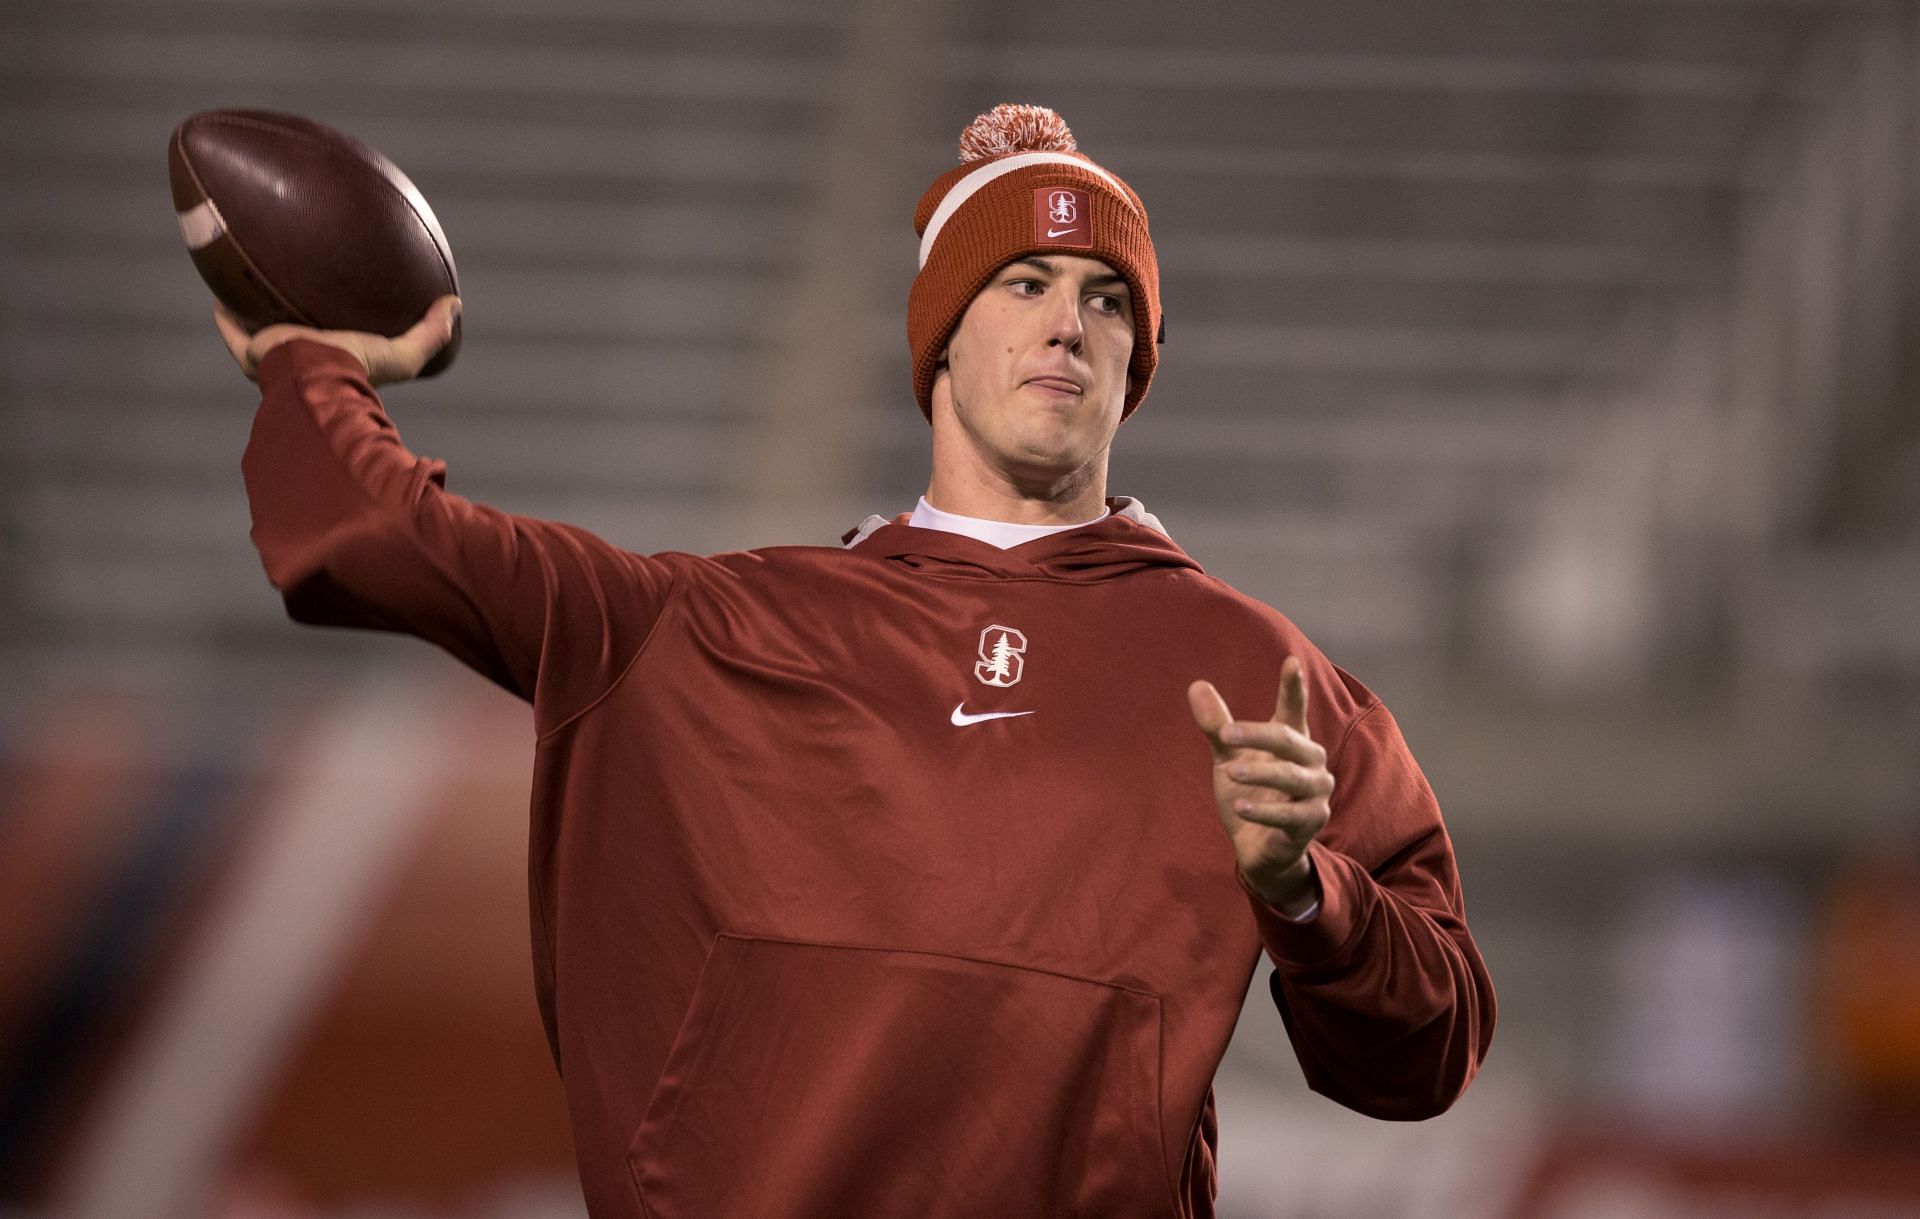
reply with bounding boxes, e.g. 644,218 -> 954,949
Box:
1189,664 -> 1495,1120
221,298 -> 677,733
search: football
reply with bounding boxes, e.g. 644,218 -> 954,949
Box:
168,109 -> 462,377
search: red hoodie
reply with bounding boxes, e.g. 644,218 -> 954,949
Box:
242,340 -> 1494,1218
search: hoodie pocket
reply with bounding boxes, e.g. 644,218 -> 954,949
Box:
627,934 -> 1176,1219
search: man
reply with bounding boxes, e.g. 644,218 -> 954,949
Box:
217,104 -> 1493,1218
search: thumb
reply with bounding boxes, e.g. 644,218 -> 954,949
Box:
1187,679 -> 1236,761
415,294 -> 462,351
379,295 -> 461,382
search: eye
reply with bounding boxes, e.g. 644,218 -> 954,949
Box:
1088,293 -> 1128,317
1006,278 -> 1043,297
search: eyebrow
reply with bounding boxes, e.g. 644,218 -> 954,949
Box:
1006,257 -> 1130,293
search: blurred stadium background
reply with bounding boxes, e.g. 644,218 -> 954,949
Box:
5,0 -> 1920,1214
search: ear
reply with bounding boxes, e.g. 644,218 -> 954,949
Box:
927,367 -> 953,426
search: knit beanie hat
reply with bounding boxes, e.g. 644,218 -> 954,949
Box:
908,104 -> 1161,420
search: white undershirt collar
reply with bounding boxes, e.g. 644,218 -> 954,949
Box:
907,496 -> 1109,550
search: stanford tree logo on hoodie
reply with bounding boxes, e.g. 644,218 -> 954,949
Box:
974,625 -> 1028,687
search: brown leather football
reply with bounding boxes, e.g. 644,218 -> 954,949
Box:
169,109 -> 461,377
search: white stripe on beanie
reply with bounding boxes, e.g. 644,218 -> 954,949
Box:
917,151 -> 1138,269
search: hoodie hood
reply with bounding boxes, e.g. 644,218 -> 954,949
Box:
840,497 -> 1203,583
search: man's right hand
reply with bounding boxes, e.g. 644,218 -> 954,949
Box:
214,294 -> 461,387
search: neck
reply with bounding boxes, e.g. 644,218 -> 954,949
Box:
924,425 -> 1111,526
923,464 -> 1109,525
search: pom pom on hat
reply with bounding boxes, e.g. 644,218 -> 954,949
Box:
956,103 -> 1078,162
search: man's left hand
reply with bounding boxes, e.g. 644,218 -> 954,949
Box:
1188,656 -> 1333,915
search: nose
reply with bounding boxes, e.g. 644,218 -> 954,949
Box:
1044,288 -> 1084,354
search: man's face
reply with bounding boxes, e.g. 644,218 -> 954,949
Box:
930,254 -> 1134,495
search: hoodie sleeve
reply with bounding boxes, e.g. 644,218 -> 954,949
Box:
241,339 -> 677,734
1242,697 -> 1496,1121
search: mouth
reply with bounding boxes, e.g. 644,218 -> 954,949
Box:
1023,376 -> 1084,396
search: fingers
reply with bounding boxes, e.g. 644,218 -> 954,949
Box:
1224,756 -> 1334,800
368,295 -> 460,385
1229,793 -> 1329,837
1187,680 -> 1237,761
1193,666 -> 1323,766
1276,654 -> 1308,737
1215,718 -> 1325,768
1224,657 -> 1319,764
